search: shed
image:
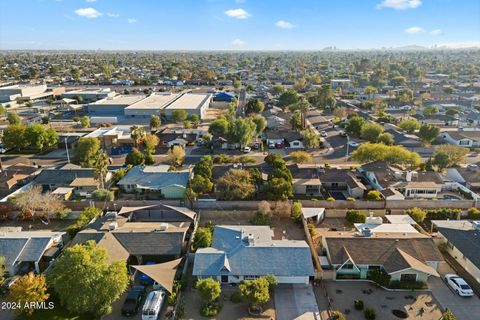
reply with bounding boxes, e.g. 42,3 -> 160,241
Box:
301,207 -> 325,224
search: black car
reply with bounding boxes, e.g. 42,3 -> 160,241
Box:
121,285 -> 146,316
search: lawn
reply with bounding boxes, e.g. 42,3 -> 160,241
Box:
17,306 -> 91,320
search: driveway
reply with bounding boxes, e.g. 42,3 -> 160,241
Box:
274,284 -> 320,320
429,277 -> 480,320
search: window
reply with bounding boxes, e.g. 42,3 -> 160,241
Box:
400,274 -> 417,282
342,263 -> 354,270
244,275 -> 258,280
368,265 -> 381,270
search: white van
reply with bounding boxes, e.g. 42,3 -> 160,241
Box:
141,290 -> 165,320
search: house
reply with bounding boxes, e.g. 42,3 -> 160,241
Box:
413,113 -> 459,127
84,127 -> 134,152
288,164 -> 321,195
71,204 -> 195,264
322,235 -> 443,283
0,229 -> 64,275
445,165 -> 480,192
157,128 -> 201,148
265,130 -> 303,149
266,115 -> 288,129
33,164 -> 100,195
193,225 -> 314,284
117,165 -> 191,199
0,164 -> 39,196
318,168 -> 366,199
441,131 -> 480,148
433,220 -> 480,285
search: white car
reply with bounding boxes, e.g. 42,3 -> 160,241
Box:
444,274 -> 474,297
243,146 -> 251,153
348,141 -> 359,148
320,131 -> 328,137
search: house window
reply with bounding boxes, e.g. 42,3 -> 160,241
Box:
368,265 -> 381,270
244,275 -> 258,280
332,182 -> 339,188
400,274 -> 417,282
342,263 -> 354,270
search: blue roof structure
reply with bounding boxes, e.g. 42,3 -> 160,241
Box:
193,225 -> 314,278
213,92 -> 236,102
117,165 -> 190,191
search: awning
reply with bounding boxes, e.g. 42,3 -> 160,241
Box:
302,207 -> 325,219
131,258 -> 183,293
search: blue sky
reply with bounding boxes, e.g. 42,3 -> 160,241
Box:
0,0 -> 479,50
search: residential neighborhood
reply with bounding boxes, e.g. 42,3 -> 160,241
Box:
0,1 -> 479,320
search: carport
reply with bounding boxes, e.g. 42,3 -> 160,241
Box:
302,207 -> 325,224
132,258 -> 183,293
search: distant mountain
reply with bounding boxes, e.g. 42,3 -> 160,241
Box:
391,45 -> 428,51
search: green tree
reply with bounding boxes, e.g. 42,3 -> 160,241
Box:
423,105 -> 439,116
432,152 -> 449,170
73,137 -> 102,167
130,125 -> 146,147
312,85 -> 336,109
346,210 -> 366,224
245,98 -> 265,113
229,117 -> 256,148
289,99 -> 310,128
172,110 -> 188,123
193,156 -> 213,179
25,124 -> 58,151
191,174 -> 213,194
7,113 -> 21,125
165,146 -> 185,167
80,116 -> 90,128
196,278 -> 221,304
398,119 -> 420,133
433,145 -> 468,168
216,169 -> 255,200
144,152 -> 155,165
125,147 -> 145,166
2,124 -> 27,151
150,114 -> 161,130
290,202 -> 303,223
239,277 -> 271,309
92,189 -> 114,201
377,132 -> 394,145
351,143 -> 420,167
366,190 -> 382,201
208,118 -> 229,136
193,227 -> 213,250
264,178 -> 293,200
9,272 -> 49,315
250,114 -> 267,136
391,75 -> 406,87
445,108 -> 459,116
185,187 -> 197,209
405,207 -> 426,223
346,116 -> 365,137
300,128 -> 320,149
142,133 -> 160,153
278,90 -> 300,107
361,123 -> 384,142
47,241 -> 129,316
290,151 -> 312,164
183,120 -> 192,129
290,110 -> 302,130
418,124 -> 440,146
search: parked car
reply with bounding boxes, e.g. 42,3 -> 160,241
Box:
141,290 -> 166,320
339,130 -> 347,137
139,261 -> 156,285
320,131 -> 328,137
121,286 -> 146,316
268,142 -> 276,149
348,141 -> 359,148
444,274 -> 474,297
275,143 -> 284,149
243,146 -> 251,153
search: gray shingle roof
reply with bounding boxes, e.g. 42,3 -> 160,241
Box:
17,238 -> 51,262
0,238 -> 28,268
34,167 -> 94,185
117,166 -> 190,190
436,225 -> 480,268
193,225 -> 314,277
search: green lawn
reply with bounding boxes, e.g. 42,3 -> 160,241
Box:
17,305 -> 92,320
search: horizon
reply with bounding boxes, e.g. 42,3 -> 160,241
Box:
1,0 -> 479,50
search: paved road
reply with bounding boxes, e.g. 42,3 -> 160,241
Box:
428,277 -> 480,320
274,284 -> 321,320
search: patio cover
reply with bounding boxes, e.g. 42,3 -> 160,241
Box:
302,207 -> 325,219
118,205 -> 157,215
132,258 -> 183,293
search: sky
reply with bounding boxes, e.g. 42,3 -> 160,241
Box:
0,0 -> 479,50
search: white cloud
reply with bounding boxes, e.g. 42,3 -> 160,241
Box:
85,0 -> 96,3
431,29 -> 442,35
376,0 -> 421,10
232,38 -> 246,46
127,18 -> 137,24
405,26 -> 424,34
224,8 -> 251,19
437,41 -> 480,49
107,13 -> 119,18
275,20 -> 295,29
74,7 -> 102,18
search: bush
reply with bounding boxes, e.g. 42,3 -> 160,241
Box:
426,208 -> 461,220
346,197 -> 356,201
389,281 -> 427,290
200,302 -> 222,317
291,202 -> 303,224
354,299 -> 364,310
92,189 -> 114,201
193,227 -> 213,250
366,190 -> 382,201
346,209 -> 366,224
307,223 -> 317,237
405,207 -> 426,223
238,155 -> 256,164
327,197 -> 335,201
250,212 -> 271,225
230,291 -> 242,303
367,269 -> 390,287
443,310 -> 456,320
467,207 -> 480,220
331,311 -> 346,320
364,307 -> 376,320
213,154 -> 231,164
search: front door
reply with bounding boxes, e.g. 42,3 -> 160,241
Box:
221,275 -> 228,283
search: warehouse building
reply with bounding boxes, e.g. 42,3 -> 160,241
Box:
63,88 -> 116,103
124,93 -> 180,118
163,93 -> 212,119
87,95 -> 146,116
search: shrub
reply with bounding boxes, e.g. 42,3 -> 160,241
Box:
250,212 -> 271,225
467,207 -> 480,220
92,189 -> 114,201
405,207 -> 426,223
443,310 -> 456,320
426,208 -> 461,220
213,154 -> 231,164
366,190 -> 382,201
307,223 -> 317,237
367,269 -> 390,287
291,202 -> 303,224
364,307 -> 376,320
230,291 -> 242,303
354,299 -> 364,310
346,197 -> 356,201
239,155 -> 256,164
331,311 -> 346,320
193,227 -> 213,250
327,197 -> 335,201
389,281 -> 427,290
200,302 -> 221,317
346,209 -> 366,224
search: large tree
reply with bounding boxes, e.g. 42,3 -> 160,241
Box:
208,118 -> 229,137
264,177 -> 293,200
125,147 -> 145,166
433,144 -> 468,169
418,124 -> 440,146
9,272 -> 49,315
239,277 -> 271,310
216,169 -> 255,200
191,174 -> 213,195
360,123 -> 384,143
165,146 -> 185,167
142,133 -> 160,153
228,117 -> 256,148
250,114 -> 267,136
47,241 -> 129,316
2,124 -> 28,151
300,128 -> 320,149
278,90 -> 300,108
196,278 -> 221,304
398,119 -> 420,134
149,114 -> 161,130
245,98 -> 265,113
73,137 -> 102,167
345,116 -> 365,137
289,110 -> 302,130
25,124 -> 58,151
351,143 -> 421,167
172,110 -> 188,123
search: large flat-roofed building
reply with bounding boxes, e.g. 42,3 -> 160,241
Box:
87,94 -> 146,116
124,93 -> 181,118
0,84 -> 47,102
63,87 -> 116,102
164,93 -> 212,119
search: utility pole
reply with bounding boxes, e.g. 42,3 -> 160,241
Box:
345,134 -> 349,162
65,136 -> 70,163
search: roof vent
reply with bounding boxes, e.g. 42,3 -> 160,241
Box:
159,223 -> 168,231
362,227 -> 372,237
108,221 -> 118,231
105,211 -> 117,220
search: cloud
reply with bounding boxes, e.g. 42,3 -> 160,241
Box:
127,18 -> 137,24
85,0 -> 96,2
275,20 -> 295,29
107,13 -> 119,18
376,0 -> 421,10
405,26 -> 424,34
74,7 -> 102,18
431,29 -> 442,35
232,38 -> 246,46
437,41 -> 480,49
224,8 -> 251,19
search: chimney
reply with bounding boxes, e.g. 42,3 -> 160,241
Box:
244,233 -> 255,246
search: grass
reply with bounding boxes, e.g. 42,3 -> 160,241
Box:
16,306 -> 91,320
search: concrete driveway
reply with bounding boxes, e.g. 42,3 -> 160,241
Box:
274,284 -> 320,320
429,277 -> 480,320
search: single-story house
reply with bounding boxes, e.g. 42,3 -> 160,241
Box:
323,236 -> 443,283
433,220 -> 480,285
441,131 -> 480,148
0,230 -> 64,275
0,164 -> 39,196
288,164 -> 321,195
193,225 -> 315,284
445,166 -> 480,192
33,164 -> 100,195
117,165 -> 191,199
318,168 -> 366,199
